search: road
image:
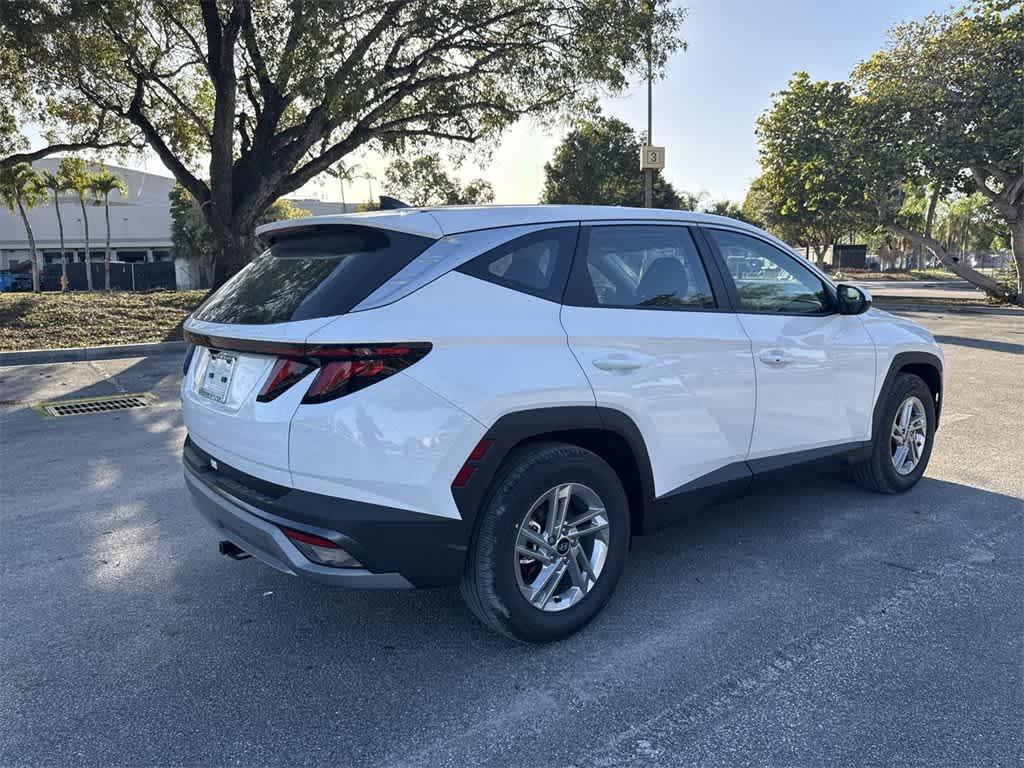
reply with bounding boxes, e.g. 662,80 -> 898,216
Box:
1,311 -> 1021,767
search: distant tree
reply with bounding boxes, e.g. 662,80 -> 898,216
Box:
169,183 -> 309,288
741,175 -> 808,251
850,2 -> 1023,303
90,167 -> 128,291
0,163 -> 45,291
59,157 -> 96,290
10,1 -> 685,284
327,161 -> 362,211
675,190 -> 708,212
755,72 -> 868,267
39,169 -> 71,290
703,199 -> 749,222
385,153 -> 494,206
542,115 -> 681,208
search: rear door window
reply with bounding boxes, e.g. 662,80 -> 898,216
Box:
564,225 -> 717,310
193,226 -> 435,325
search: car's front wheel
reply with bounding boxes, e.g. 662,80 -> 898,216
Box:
460,442 -> 630,642
851,373 -> 936,493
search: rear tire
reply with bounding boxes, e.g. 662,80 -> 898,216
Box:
460,442 -> 630,642
851,373 -> 936,494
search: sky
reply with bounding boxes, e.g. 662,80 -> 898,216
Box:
44,0 -> 952,206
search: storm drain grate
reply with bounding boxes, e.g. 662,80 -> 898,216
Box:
36,393 -> 156,418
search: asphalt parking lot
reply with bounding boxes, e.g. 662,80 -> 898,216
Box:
1,310 -> 1021,768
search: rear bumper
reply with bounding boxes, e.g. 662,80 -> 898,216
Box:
182,437 -> 468,588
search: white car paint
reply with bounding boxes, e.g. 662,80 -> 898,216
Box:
182,204 -> 944,527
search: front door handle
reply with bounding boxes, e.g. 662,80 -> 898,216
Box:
592,355 -> 645,372
758,349 -> 794,366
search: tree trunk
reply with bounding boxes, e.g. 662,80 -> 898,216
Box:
1011,219 -> 1024,300
811,243 -> 827,268
212,221 -> 257,287
922,188 -> 939,271
884,222 -> 1018,305
16,198 -> 40,292
103,195 -> 112,291
80,198 -> 93,291
54,191 -> 67,291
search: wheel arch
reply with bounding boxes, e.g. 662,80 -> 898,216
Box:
874,351 -> 944,437
452,406 -> 654,535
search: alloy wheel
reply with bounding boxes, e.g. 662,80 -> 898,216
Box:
891,395 -> 927,476
513,483 -> 610,612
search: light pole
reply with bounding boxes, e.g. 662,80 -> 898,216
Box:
644,0 -> 654,209
639,1 -> 664,206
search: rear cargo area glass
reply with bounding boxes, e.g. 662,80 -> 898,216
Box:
193,225 -> 435,325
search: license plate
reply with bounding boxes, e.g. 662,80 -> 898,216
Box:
199,352 -> 237,403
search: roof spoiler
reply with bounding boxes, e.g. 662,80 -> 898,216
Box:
379,195 -> 411,210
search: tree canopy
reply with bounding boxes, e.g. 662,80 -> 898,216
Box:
541,115 -> 682,208
6,0 -> 685,282
754,72 -> 867,265
384,153 -> 494,206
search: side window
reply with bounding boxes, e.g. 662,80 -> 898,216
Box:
707,229 -> 833,315
456,226 -> 577,301
569,225 -> 716,310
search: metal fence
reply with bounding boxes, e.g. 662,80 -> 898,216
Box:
41,262 -> 177,292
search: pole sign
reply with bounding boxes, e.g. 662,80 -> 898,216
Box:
640,145 -> 665,170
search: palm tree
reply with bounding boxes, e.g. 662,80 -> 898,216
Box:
61,157 -> 96,290
40,169 -> 71,291
0,163 -> 46,292
328,161 -> 361,211
361,171 -> 376,208
90,166 -> 127,291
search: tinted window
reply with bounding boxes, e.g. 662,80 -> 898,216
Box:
193,226 -> 434,325
570,225 -> 715,310
456,227 -> 578,301
708,229 -> 833,315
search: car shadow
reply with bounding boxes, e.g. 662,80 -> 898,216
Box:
933,334 -> 1022,355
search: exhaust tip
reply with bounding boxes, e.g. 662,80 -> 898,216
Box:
219,540 -> 251,560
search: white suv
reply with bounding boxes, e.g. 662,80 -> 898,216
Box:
181,205 -> 943,642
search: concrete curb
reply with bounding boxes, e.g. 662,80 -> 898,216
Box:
876,302 -> 1024,316
0,341 -> 186,367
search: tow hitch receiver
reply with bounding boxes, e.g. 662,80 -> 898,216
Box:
219,540 -> 251,560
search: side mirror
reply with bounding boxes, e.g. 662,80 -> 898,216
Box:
836,283 -> 872,315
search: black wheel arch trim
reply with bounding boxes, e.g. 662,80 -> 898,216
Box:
452,406 -> 656,534
873,351 -> 944,436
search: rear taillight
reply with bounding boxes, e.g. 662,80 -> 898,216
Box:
254,343 -> 431,405
257,359 -> 315,402
301,345 -> 430,404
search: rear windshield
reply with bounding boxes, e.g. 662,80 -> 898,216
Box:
192,225 -> 435,325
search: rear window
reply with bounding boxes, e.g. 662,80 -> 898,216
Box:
192,225 -> 435,325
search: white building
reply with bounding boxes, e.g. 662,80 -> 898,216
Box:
0,160 -> 360,288
0,159 -> 176,273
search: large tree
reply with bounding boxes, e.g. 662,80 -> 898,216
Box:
8,0 -> 685,284
754,72 -> 868,267
384,153 -> 494,206
169,183 -> 308,288
0,23 -> 138,170
850,1 -> 1023,303
542,115 -> 681,208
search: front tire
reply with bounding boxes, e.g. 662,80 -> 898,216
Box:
851,373 -> 936,494
460,442 -> 630,642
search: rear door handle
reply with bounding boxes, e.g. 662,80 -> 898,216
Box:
592,355 -> 645,372
758,349 -> 793,366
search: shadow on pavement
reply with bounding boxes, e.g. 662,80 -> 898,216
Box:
934,334 -> 1022,355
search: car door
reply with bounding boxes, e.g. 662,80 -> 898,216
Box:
560,223 -> 756,496
701,227 -> 876,462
